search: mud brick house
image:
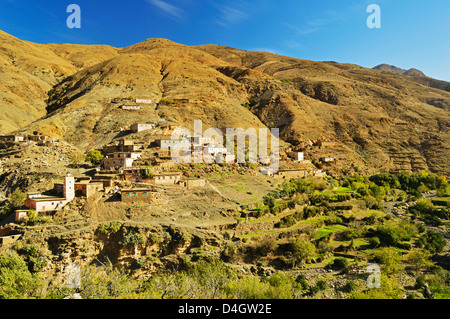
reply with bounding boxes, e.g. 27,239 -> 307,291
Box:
0,234 -> 22,245
277,169 -> 308,179
102,139 -> 141,154
121,188 -> 154,203
121,105 -> 141,110
153,172 -> 182,185
135,99 -> 152,104
0,135 -> 24,143
287,152 -> 304,162
74,181 -> 104,198
54,178 -> 105,199
103,152 -> 141,170
24,174 -> 75,212
157,138 -> 190,150
130,123 -> 156,133
178,178 -> 207,189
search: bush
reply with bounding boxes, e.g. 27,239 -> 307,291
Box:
295,274 -> 309,290
310,279 -> 328,294
368,237 -> 381,248
10,189 -> 27,208
373,247 -> 404,274
343,280 -> 357,293
416,230 -> 446,254
275,215 -> 297,228
85,150 -> 103,163
327,257 -> 350,273
0,253 -> 41,299
97,221 -> 122,235
287,239 -> 316,261
120,228 -> 143,247
415,275 -> 427,289
254,238 -> 278,256
17,244 -> 47,273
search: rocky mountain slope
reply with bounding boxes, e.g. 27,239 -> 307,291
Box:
1,30 -> 449,176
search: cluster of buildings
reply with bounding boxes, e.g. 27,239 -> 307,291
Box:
14,173 -> 106,221
0,133 -> 49,145
4,117 -> 339,226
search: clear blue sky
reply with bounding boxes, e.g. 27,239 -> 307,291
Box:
1,0 -> 449,81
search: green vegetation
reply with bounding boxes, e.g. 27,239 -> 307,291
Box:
85,150 -> 104,163
0,170 -> 448,300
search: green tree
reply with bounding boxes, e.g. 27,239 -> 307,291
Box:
417,230 -> 446,254
85,150 -> 104,163
0,253 -> 41,299
288,238 -> 316,263
10,189 -> 27,208
404,250 -> 433,271
350,274 -> 403,299
373,247 -> 404,274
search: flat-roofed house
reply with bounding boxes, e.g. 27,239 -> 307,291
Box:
103,152 -> 141,170
0,135 -> 25,143
0,234 -> 22,245
24,174 -> 75,212
135,99 -> 152,104
157,138 -> 190,150
121,105 -> 141,110
287,152 -> 304,162
153,172 -> 182,185
130,123 -> 156,133
121,188 -> 153,203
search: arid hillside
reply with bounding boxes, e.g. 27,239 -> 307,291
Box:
1,30 -> 449,176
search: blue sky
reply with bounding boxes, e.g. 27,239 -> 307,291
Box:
1,0 -> 449,81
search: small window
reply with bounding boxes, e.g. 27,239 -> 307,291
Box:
127,193 -> 130,196
144,192 -> 148,196
134,193 -> 137,196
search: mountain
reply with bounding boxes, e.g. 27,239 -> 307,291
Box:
373,64 -> 426,77
373,63 -> 450,95
1,30 -> 449,176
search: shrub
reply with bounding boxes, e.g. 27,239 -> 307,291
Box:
368,237 -> 381,248
275,215 -> 297,228
295,274 -> 309,290
120,228 -> 143,247
416,230 -> 446,254
343,280 -> 357,293
414,274 -> 427,289
85,150 -> 103,163
310,279 -> 328,294
327,257 -> 350,273
10,189 -> 27,208
373,247 -> 404,274
287,239 -> 316,261
254,238 -> 278,256
0,253 -> 41,299
97,221 -> 122,235
17,244 -> 47,273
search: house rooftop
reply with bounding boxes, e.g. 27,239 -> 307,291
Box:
121,188 -> 153,192
28,195 -> 66,202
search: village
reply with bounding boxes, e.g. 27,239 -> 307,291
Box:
0,97 -> 341,232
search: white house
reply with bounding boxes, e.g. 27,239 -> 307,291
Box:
157,138 -> 190,150
23,174 -> 75,213
130,123 -> 155,133
103,152 -> 141,169
135,99 -> 152,104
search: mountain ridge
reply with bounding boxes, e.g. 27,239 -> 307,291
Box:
1,30 -> 449,176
